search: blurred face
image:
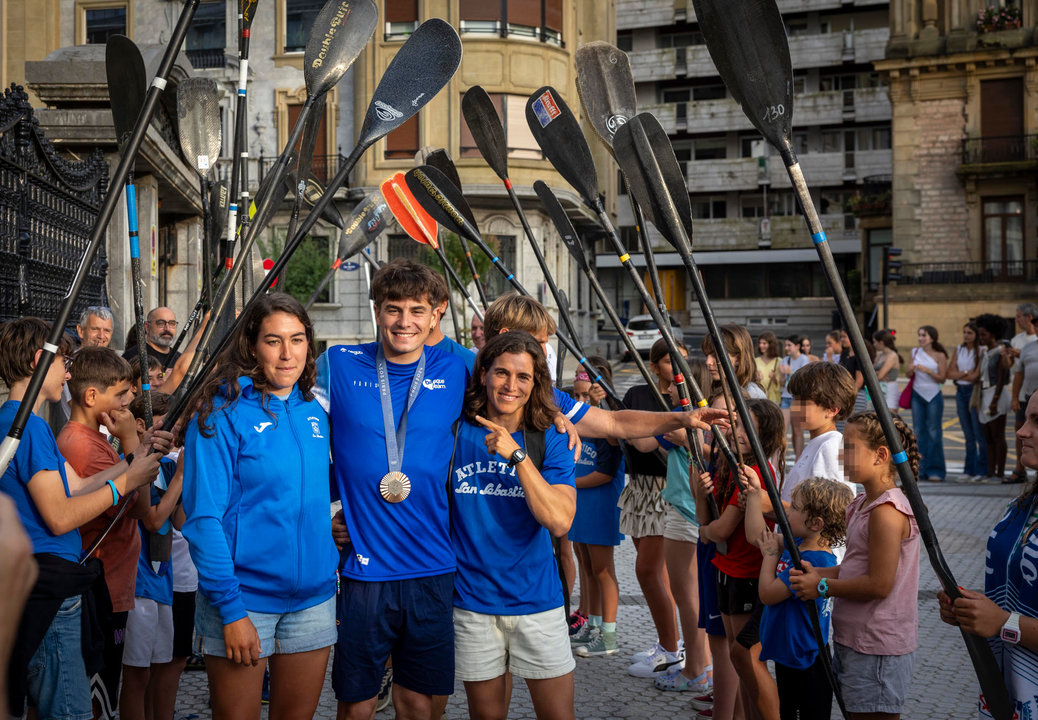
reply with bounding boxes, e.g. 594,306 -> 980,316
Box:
1018,393 -> 1038,469
801,338 -> 812,354
825,336 -> 842,356
843,423 -> 878,480
1016,309 -> 1031,332
77,314 -> 113,348
650,348 -> 687,386
471,316 -> 485,350
917,328 -> 932,347
573,378 -> 593,405
146,308 -> 178,348
791,398 -> 837,432
484,351 -> 534,420
758,337 -> 769,355
734,412 -> 761,457
376,295 -> 436,362
94,379 -> 135,415
977,326 -> 994,347
253,311 -> 308,394
962,325 -> 976,346
787,495 -> 815,538
705,348 -> 737,382
785,340 -> 799,357
43,352 -> 72,404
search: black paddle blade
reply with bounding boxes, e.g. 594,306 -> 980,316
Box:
423,149 -> 462,191
461,86 -> 509,181
692,0 -> 793,155
533,180 -> 589,274
176,78 -> 222,177
403,166 -> 481,244
105,35 -> 146,153
524,86 -> 600,210
354,19 -> 461,154
303,0 -> 377,99
338,190 -> 389,259
612,113 -> 693,250
288,170 -> 345,229
209,180 -> 229,243
574,41 -> 636,151
241,0 -> 259,28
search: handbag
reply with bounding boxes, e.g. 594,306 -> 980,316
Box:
898,375 -> 914,410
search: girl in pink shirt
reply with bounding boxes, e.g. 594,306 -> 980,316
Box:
789,412 -> 921,720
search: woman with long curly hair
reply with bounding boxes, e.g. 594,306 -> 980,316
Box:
450,330 -> 578,720
181,293 -> 338,720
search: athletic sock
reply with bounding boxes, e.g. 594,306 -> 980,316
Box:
589,614 -> 602,627
602,621 -> 616,633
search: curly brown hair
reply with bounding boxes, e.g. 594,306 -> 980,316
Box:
464,331 -> 556,432
189,293 -> 317,439
791,477 -> 855,548
844,411 -> 921,481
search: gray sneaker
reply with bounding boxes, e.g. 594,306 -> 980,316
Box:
570,621 -> 595,646
575,629 -> 617,657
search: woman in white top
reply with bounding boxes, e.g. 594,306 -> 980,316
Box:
872,329 -> 903,415
947,321 -> 987,480
906,325 -> 949,481
976,314 -> 1011,481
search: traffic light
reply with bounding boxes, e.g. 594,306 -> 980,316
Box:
884,247 -> 902,283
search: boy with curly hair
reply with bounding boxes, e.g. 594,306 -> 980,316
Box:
744,476 -> 855,720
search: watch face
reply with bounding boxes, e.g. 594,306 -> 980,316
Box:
1003,628 -> 1021,644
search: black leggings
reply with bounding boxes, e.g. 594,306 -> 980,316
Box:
775,652 -> 834,720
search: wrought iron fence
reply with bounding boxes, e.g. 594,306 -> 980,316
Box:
0,85 -> 109,327
258,154 -> 344,186
897,260 -> 1037,285
186,48 -> 227,69
961,134 -> 1038,164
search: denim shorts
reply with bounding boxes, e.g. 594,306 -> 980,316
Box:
833,642 -> 915,714
781,396 -> 792,409
194,593 -> 336,659
26,595 -> 93,720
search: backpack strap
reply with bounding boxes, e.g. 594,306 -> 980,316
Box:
521,428 -> 546,470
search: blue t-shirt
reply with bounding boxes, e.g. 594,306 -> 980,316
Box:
434,336 -> 476,373
553,387 -> 589,425
758,542 -> 838,669
569,438 -> 624,546
316,343 -> 468,581
450,419 -> 575,614
660,441 -> 698,525
0,401 -> 80,561
134,460 -> 176,605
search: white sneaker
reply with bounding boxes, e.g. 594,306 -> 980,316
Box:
631,641 -> 661,664
627,646 -> 684,678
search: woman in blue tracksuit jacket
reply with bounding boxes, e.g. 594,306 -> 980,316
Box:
182,293 -> 338,720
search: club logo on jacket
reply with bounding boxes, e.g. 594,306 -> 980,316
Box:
254,422 -> 273,434
422,378 -> 446,390
308,416 -> 324,439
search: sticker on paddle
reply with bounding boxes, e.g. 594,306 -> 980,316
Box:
575,41 -> 637,149
529,88 -> 562,128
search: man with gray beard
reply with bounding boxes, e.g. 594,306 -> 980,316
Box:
123,307 -> 180,369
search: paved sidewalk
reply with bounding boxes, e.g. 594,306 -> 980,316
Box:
173,480 -> 1021,720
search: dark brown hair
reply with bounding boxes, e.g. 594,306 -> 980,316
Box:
701,324 -> 759,388
918,325 -> 949,357
845,411 -> 920,480
786,361 -> 857,421
0,318 -> 74,386
715,398 -> 786,506
791,477 -> 854,548
464,331 -> 556,432
757,331 -> 781,360
66,346 -> 134,404
872,329 -> 903,364
130,391 -> 171,422
190,293 -> 317,439
370,257 -> 448,307
483,292 -> 557,339
649,337 -> 688,365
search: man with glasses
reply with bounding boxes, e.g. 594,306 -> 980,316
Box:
76,306 -> 114,348
123,307 -> 180,369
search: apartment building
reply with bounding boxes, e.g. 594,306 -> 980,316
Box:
606,0 -> 892,341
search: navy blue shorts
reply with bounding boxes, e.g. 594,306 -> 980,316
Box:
696,541 -> 725,637
332,573 -> 455,702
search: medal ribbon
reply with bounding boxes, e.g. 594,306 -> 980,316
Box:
376,344 -> 427,476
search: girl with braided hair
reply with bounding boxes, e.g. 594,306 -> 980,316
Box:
789,412 -> 921,720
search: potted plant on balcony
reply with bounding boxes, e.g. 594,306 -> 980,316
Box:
976,5 -> 1026,47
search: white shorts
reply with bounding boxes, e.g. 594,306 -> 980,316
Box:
124,597 -> 174,667
662,503 -> 700,543
454,606 -> 575,682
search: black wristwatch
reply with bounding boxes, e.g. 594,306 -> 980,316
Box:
508,448 -> 527,467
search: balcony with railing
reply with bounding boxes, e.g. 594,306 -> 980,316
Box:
186,48 -> 226,70
257,154 -> 346,188
960,134 -> 1038,165
897,260 -> 1038,285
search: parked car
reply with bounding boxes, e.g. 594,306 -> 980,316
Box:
624,314 -> 685,358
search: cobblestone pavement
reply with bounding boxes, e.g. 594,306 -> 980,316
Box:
172,360 -> 1031,720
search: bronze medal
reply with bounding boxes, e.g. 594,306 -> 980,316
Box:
379,471 -> 411,503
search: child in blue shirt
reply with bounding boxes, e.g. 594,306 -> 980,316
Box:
744,475 -> 854,720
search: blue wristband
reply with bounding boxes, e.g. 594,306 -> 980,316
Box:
817,577 -> 829,599
107,479 -> 120,507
